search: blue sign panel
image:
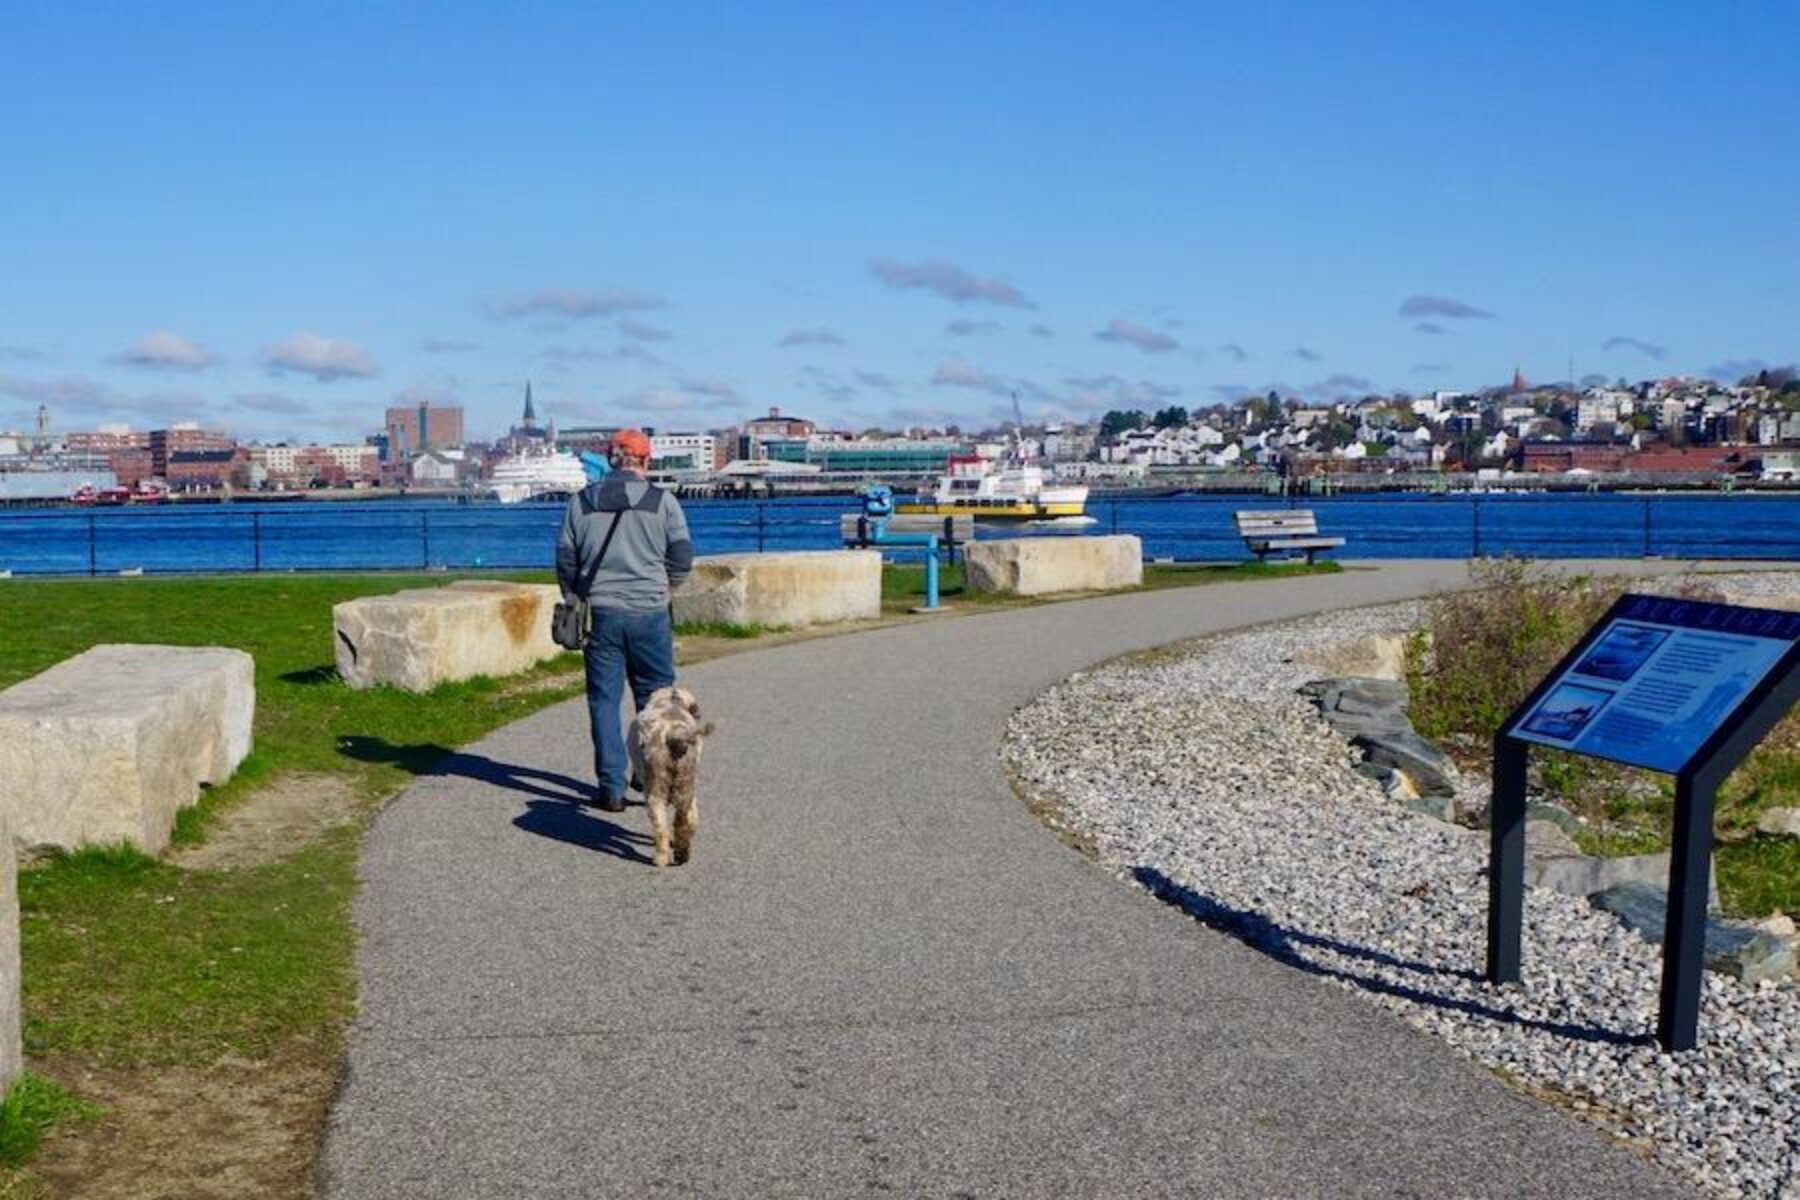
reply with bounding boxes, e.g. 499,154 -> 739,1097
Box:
1506,594 -> 1800,773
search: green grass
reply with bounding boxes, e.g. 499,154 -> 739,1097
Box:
1715,838 -> 1800,918
0,1075 -> 100,1168
1405,559 -> 1798,919
17,840 -> 358,1067
0,572 -> 595,1164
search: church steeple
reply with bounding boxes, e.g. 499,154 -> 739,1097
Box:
522,381 -> 537,428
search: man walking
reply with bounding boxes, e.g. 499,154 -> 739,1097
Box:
555,429 -> 694,811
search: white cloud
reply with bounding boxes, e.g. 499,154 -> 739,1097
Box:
262,332 -> 380,381
233,392 -> 309,415
930,360 -> 1011,395
945,319 -> 1001,337
870,257 -> 1033,308
777,329 -> 845,348
490,288 -> 666,320
1095,319 -> 1178,354
619,319 -> 672,342
118,330 -> 216,371
1397,295 -> 1494,320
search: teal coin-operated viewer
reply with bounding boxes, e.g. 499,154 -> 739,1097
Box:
857,485 -> 943,612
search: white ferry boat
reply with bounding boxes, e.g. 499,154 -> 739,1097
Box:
897,454 -> 1089,521
489,449 -> 589,504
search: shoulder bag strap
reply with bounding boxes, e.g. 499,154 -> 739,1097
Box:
575,507 -> 626,599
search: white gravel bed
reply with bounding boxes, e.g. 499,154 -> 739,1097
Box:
1004,571 -> 1800,1199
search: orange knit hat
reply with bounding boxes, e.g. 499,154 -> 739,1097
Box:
610,429 -> 651,459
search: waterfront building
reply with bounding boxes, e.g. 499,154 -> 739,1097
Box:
649,433 -> 718,476
411,449 -> 470,486
149,425 -> 234,478
66,426 -> 150,454
166,448 -> 249,491
108,449 -> 155,487
383,402 -> 465,460
756,435 -> 965,475
249,444 -> 379,488
743,407 -> 815,441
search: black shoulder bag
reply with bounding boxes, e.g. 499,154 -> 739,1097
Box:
552,500 -> 625,651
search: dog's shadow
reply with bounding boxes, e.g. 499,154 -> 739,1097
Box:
337,735 -> 654,865
513,799 -> 653,865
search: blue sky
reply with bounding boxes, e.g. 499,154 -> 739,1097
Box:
3,1 -> 1796,442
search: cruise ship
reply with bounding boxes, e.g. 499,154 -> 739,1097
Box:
896,454 -> 1089,521
489,449 -> 589,504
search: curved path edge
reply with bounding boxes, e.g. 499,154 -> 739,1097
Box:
321,560 -> 1717,1198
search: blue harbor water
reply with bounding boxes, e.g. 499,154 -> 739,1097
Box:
0,493 -> 1795,576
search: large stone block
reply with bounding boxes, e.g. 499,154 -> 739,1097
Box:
0,645 -> 255,854
965,535 -> 1143,597
673,551 -> 881,629
1294,633 -> 1410,683
332,581 -> 562,692
0,807 -> 18,1095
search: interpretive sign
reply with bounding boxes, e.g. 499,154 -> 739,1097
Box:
1506,595 -> 1800,773
1486,592 -> 1799,1052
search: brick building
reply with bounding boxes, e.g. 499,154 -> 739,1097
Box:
150,426 -> 234,477
383,403 -> 465,459
165,448 -> 250,491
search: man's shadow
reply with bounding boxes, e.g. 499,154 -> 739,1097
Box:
339,735 -> 652,864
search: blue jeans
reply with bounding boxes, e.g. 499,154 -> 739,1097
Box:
583,606 -> 676,801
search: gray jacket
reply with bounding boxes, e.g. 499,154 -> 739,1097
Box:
555,476 -> 694,612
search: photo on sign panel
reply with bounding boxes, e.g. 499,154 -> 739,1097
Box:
1572,622 -> 1670,682
1519,681 -> 1617,743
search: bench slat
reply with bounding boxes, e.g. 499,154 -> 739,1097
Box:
1248,536 -> 1345,550
1234,507 -> 1344,561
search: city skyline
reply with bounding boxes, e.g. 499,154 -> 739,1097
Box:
4,3 -> 1797,443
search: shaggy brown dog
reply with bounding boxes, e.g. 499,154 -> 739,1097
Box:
628,686 -> 714,867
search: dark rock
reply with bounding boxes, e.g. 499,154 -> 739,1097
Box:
1300,677 -> 1409,716
1351,728 -> 1459,798
1590,883 -> 1793,984
1470,799 -> 1580,833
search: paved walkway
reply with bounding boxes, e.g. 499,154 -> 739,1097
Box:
322,561 -> 1700,1198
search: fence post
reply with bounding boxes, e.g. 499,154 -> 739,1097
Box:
1471,497 -> 1482,559
756,503 -> 766,553
252,512 -> 262,572
1111,498 -> 1120,534
1642,497 -> 1653,558
421,512 -> 431,569
87,512 -> 97,577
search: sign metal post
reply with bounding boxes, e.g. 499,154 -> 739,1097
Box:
1486,593 -> 1799,1052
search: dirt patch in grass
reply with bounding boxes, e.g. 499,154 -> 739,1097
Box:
29,1049 -> 333,1200
171,774 -> 367,873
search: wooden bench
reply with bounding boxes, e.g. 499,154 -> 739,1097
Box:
839,513 -> 974,563
1234,509 -> 1346,564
